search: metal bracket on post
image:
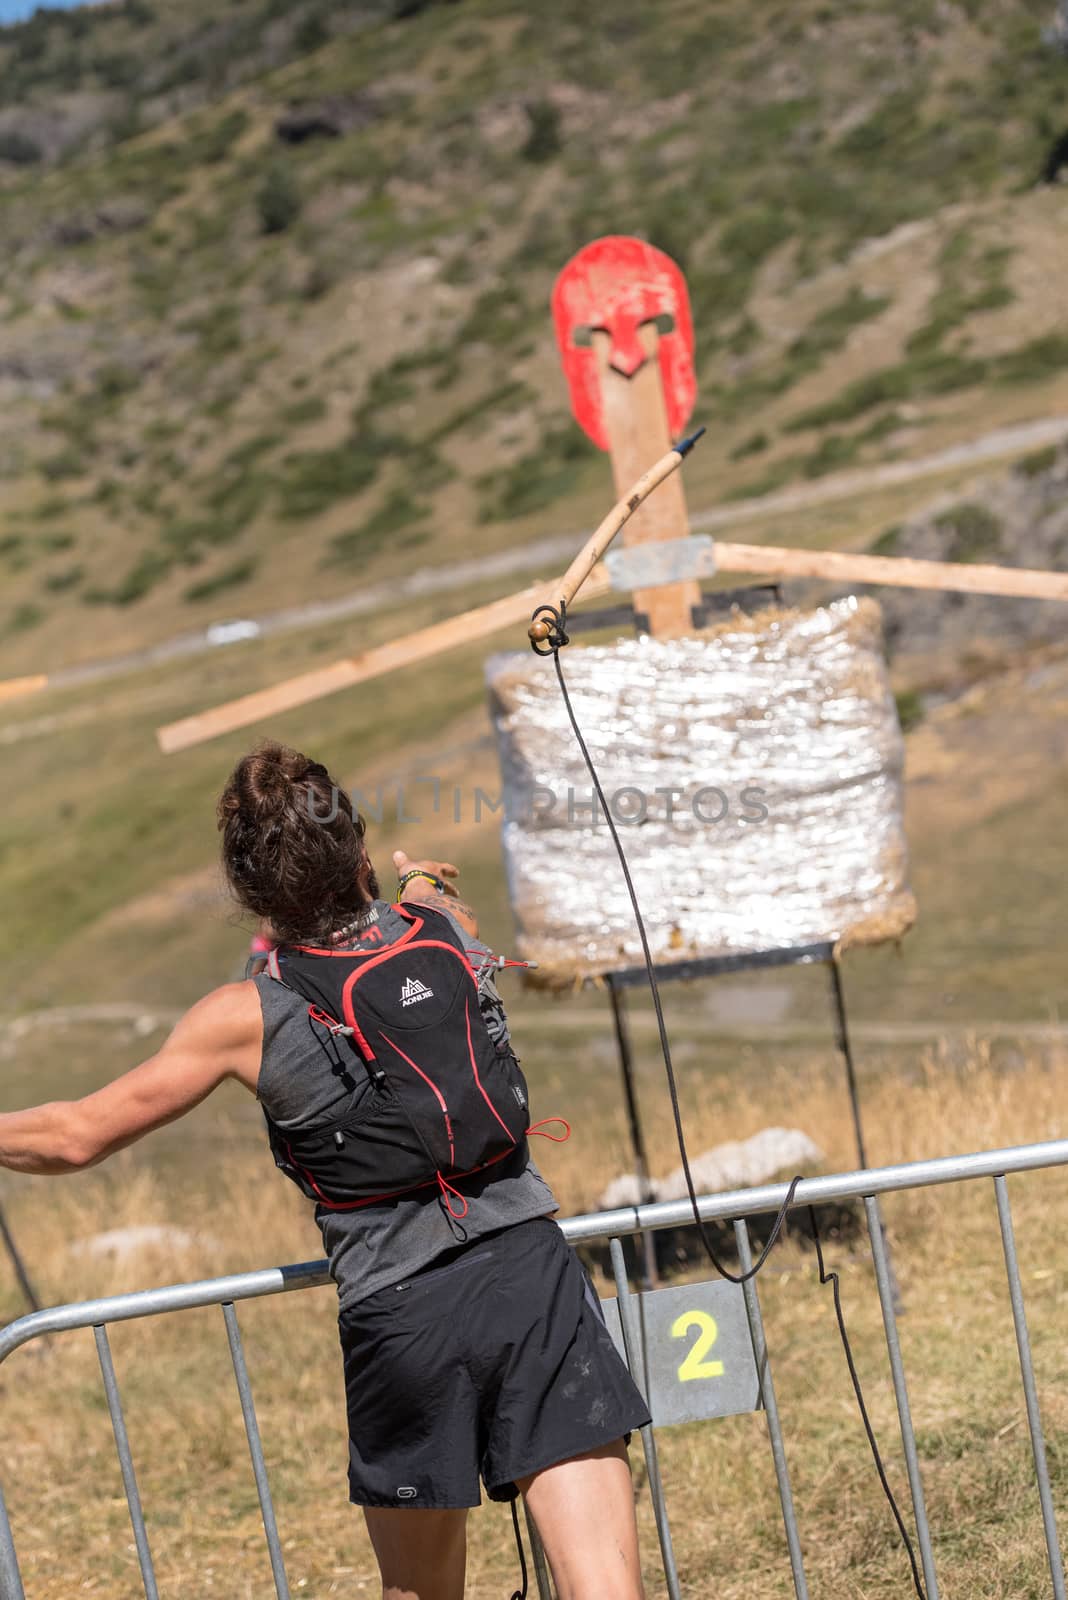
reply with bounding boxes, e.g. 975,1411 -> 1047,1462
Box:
604,535 -> 717,594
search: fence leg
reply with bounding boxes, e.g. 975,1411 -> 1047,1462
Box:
0,1481 -> 25,1600
93,1325 -> 160,1600
994,1176 -> 1067,1600
0,1203 -> 40,1317
524,1503 -> 555,1600
222,1303 -> 292,1600
734,1221 -> 809,1600
863,1197 -> 940,1600
608,1238 -> 681,1600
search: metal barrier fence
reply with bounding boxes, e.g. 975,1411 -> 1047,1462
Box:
2,1137 -> 1068,1599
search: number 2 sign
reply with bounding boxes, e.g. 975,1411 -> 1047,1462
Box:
600,1278 -> 761,1427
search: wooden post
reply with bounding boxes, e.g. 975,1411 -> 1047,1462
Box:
593,321 -> 700,638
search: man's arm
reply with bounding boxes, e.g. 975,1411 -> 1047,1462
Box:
0,982 -> 262,1176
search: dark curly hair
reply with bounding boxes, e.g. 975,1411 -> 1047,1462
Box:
217,741 -> 378,945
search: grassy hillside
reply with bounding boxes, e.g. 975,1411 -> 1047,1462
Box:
1,0 -> 1068,675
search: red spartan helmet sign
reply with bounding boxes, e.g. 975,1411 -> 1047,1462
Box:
551,236 -> 696,451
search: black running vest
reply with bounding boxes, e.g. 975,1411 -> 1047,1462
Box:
261,902 -> 531,1216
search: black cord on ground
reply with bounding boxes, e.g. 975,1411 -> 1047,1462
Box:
808,1206 -> 927,1600
509,1495 -> 529,1600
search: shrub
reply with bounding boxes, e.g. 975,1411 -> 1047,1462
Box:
521,100 -> 562,163
99,551 -> 173,605
183,558 -> 258,603
787,287 -> 890,367
256,164 -> 302,235
42,565 -> 83,593
476,424 -> 593,523
800,432 -> 861,478
0,130 -> 43,166
895,689 -> 925,732
870,525 -> 902,557
933,503 -> 1002,564
993,334 -> 1068,385
39,447 -> 88,482
328,490 -> 429,565
8,603 -> 43,634
294,12 -> 329,53
1014,445 -> 1060,478
281,395 -> 327,426
94,363 -> 141,401
786,350 -> 988,431
729,432 -> 770,461
194,108 -> 249,165
276,438 -> 380,519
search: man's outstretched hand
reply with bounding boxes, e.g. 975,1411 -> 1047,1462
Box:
392,849 -> 461,898
392,849 -> 478,936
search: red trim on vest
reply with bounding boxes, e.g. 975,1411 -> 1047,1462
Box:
379,1032 -> 455,1168
292,1145 -> 516,1212
463,996 -> 518,1147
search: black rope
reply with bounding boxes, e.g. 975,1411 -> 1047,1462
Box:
541,607 -> 798,1285
509,1495 -> 529,1600
809,1207 -> 927,1600
538,604 -> 931,1594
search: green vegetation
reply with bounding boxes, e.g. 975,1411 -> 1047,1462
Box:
476,423 -> 596,523
328,489 -> 430,566
786,350 -> 989,431
787,286 -> 890,366
870,524 -> 903,557
182,556 -> 257,601
894,687 -> 925,731
275,437 -> 382,519
256,162 -> 302,234
729,431 -> 770,460
933,502 -> 1003,564
521,99 -> 563,163
86,549 -> 172,606
0,129 -> 42,164
906,230 -> 1014,357
1014,444 -> 1060,478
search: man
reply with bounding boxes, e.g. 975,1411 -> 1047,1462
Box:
0,741 -> 648,1600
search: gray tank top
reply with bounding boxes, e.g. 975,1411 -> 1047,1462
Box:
253,901 -> 558,1309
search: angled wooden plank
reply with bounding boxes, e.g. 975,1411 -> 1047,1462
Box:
157,569 -> 613,754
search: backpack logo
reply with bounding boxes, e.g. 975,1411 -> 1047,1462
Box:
400,976 -> 434,1007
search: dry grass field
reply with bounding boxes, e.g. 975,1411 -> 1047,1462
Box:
2,1034 -> 1068,1599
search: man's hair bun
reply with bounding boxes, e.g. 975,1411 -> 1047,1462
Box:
217,741 -> 372,944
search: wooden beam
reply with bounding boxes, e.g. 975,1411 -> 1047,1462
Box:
714,540 -> 1068,602
157,569 -> 613,754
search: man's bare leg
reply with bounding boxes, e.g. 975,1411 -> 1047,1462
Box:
363,1506 -> 468,1600
518,1439 -> 645,1600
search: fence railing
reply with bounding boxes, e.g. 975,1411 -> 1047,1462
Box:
2,1137 -> 1068,1599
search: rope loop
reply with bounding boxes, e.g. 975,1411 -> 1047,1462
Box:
530,601 -> 569,656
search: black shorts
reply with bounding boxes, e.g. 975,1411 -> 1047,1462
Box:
337,1216 -> 650,1508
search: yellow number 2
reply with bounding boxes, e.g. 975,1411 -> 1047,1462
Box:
671,1310 -> 724,1382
